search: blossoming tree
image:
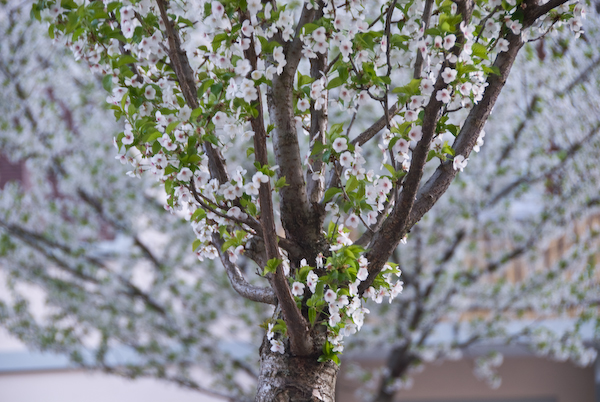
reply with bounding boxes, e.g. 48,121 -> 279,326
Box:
0,0 -> 593,400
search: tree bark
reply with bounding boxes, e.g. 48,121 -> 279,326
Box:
255,335 -> 338,402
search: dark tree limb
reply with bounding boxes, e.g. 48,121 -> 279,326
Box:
350,105 -> 399,147
407,30 -> 524,233
307,13 -> 328,205
155,0 -> 228,184
242,18 -> 313,354
413,0 -> 435,79
523,0 -> 570,25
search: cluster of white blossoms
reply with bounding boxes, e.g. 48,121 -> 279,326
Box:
265,227 -> 403,357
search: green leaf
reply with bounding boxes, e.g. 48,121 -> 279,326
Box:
310,141 -> 327,157
263,258 -> 282,276
383,163 -> 396,177
329,123 -> 344,137
165,165 -> 178,175
427,149 -> 437,162
177,17 -> 194,27
190,108 -> 203,121
338,65 -> 349,82
191,208 -> 207,221
120,91 -> 128,111
192,239 -> 202,251
116,55 -> 138,68
345,175 -> 359,193
221,239 -> 237,252
61,0 -> 79,9
390,34 -> 410,49
344,248 -> 356,259
297,72 -> 314,87
164,179 -> 174,194
392,78 -> 422,95
447,124 -> 459,136
166,121 -> 180,134
301,23 -> 320,35
141,131 -> 160,144
273,319 -> 287,336
127,103 -> 137,118
308,307 -> 317,326
298,265 -> 313,282
457,63 -> 480,76
425,27 -> 443,37
246,147 -> 255,157
102,74 -> 113,92
257,36 -> 276,54
187,154 -> 202,164
72,27 -> 85,42
315,281 -> 325,300
354,31 -> 382,49
323,187 -> 342,203
107,2 -> 120,12
210,82 -> 223,96
442,144 -> 455,156
326,77 -> 344,90
471,43 -> 489,60
275,176 -> 288,190
198,79 -> 215,98
482,65 -> 501,76
212,33 -> 228,50
204,133 -> 220,146
31,3 -> 42,21
152,140 -> 161,154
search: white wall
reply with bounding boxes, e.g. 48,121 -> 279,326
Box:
0,370 -> 221,402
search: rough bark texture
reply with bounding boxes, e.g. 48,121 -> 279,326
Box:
256,335 -> 338,402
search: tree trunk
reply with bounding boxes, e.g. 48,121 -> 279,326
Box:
255,335 -> 338,401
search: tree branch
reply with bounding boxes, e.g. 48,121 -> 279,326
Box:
360,60 -> 451,292
523,0 -> 570,26
155,0 -> 228,184
307,17 -> 328,205
413,0 -> 435,79
268,72 -> 320,259
407,31 -> 524,233
350,105 -> 399,147
360,1 -> 478,293
212,234 -> 277,305
242,15 -> 313,354
188,182 -> 260,234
